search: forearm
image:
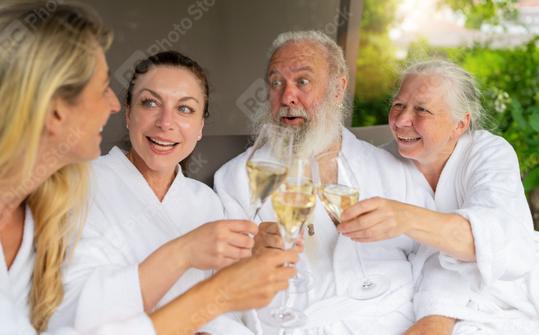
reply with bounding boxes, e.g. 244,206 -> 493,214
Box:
407,206 -> 475,261
139,239 -> 190,312
149,277 -> 227,335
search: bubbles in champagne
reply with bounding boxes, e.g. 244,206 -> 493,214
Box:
272,191 -> 316,242
319,184 -> 359,226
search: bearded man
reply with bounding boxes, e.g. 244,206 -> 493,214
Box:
214,31 -> 461,335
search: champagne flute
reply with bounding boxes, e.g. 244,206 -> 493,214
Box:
259,159 -> 316,328
315,151 -> 390,300
246,124 -> 294,221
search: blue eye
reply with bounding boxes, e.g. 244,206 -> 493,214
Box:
141,98 -> 158,108
177,105 -> 194,114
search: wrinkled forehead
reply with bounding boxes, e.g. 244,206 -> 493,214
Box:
397,74 -> 451,102
267,41 -> 329,77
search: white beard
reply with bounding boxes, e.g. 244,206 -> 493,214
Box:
252,89 -> 345,158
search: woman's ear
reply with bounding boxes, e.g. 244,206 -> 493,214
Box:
452,112 -> 471,139
198,119 -> 205,141
44,96 -> 69,135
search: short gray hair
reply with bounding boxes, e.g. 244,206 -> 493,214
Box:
399,60 -> 485,130
268,30 -> 349,82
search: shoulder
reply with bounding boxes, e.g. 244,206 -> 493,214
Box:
464,130 -> 519,167
214,149 -> 249,184
346,133 -> 410,173
181,176 -> 224,216
183,176 -> 221,201
89,147 -> 125,184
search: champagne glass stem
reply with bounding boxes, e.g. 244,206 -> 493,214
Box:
251,206 -> 261,221
249,200 -> 262,222
353,242 -> 374,288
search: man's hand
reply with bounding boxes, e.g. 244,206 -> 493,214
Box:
253,221 -> 303,254
404,316 -> 456,335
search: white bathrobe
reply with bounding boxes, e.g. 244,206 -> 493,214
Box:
386,130 -> 539,334
214,128 -> 465,334
0,207 -> 154,335
49,147 -> 253,334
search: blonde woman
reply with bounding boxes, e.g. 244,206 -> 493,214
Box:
0,1 -> 297,334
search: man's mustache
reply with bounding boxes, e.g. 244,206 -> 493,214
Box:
277,107 -> 309,120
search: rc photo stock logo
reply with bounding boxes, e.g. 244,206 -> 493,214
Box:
0,19 -> 32,63
236,78 -> 268,124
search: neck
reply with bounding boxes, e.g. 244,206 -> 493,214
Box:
321,136 -> 342,155
0,142 -> 67,229
412,137 -> 459,192
413,151 -> 454,192
128,150 -> 176,201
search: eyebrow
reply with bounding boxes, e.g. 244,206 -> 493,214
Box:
136,88 -> 200,104
267,65 -> 315,77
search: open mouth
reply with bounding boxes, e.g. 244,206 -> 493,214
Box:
280,116 -> 306,125
397,135 -> 422,143
147,136 -> 179,148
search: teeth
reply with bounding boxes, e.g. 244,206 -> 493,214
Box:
149,137 -> 177,146
398,136 -> 421,141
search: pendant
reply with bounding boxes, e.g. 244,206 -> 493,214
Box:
307,223 -> 315,236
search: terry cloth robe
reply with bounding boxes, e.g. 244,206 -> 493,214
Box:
386,130 -> 539,334
0,207 -> 154,335
49,147 -> 253,334
214,128 -> 467,334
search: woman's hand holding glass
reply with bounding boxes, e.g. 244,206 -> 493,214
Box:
175,219 -> 258,270
315,152 -> 390,300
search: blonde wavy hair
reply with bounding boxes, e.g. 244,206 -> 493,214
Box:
0,1 -> 112,330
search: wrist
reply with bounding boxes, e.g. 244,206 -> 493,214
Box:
169,237 -> 191,273
200,275 -> 231,315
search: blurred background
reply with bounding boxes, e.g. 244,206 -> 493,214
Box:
353,0 -> 539,228
89,0 -> 539,228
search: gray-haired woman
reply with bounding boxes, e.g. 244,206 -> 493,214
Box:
339,60 -> 538,334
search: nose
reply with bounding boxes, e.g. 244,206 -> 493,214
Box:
280,82 -> 298,107
393,107 -> 413,128
108,89 -> 121,114
155,106 -> 174,130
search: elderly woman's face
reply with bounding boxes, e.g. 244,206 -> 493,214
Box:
126,66 -> 205,175
388,74 -> 465,167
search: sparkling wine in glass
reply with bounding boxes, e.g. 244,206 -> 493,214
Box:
245,124 -> 294,221
259,160 -> 316,328
315,151 -> 390,300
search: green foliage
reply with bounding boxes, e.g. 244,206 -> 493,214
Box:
434,39 -> 539,191
356,0 -> 398,102
360,0 -> 399,33
353,0 -> 539,191
440,0 -> 519,29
